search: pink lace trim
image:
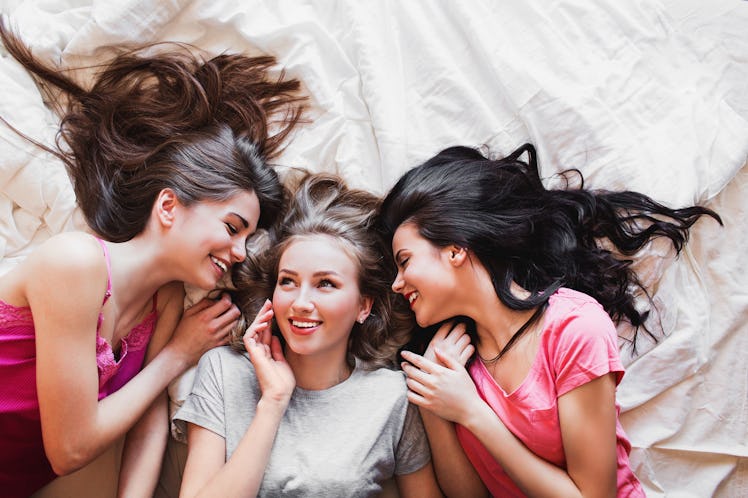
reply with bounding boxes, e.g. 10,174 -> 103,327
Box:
0,300 -> 33,327
97,311 -> 158,386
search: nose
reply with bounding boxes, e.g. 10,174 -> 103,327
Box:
291,285 -> 315,313
231,237 -> 247,264
391,271 -> 404,293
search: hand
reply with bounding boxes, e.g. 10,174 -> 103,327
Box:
244,300 -> 295,407
401,348 -> 482,426
423,321 -> 474,366
167,293 -> 240,365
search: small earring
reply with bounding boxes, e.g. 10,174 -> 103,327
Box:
357,317 -> 365,324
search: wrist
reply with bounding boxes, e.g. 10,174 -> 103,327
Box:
156,344 -> 192,375
257,396 -> 290,416
460,398 -> 496,433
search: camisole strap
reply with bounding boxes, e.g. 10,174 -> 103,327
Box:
94,237 -> 113,306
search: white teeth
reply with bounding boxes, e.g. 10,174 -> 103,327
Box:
291,319 -> 321,328
408,292 -> 419,304
211,256 -> 227,272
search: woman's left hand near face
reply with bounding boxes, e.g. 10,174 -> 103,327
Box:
244,299 -> 295,407
168,293 -> 241,365
400,348 -> 481,426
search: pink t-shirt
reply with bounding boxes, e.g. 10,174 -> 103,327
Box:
455,288 -> 644,497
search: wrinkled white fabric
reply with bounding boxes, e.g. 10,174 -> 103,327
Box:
2,1 -> 746,496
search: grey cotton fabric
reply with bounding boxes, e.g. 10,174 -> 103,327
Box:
174,346 -> 431,497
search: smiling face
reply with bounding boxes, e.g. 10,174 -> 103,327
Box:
272,234 -> 372,362
171,189 -> 261,290
391,223 -> 462,327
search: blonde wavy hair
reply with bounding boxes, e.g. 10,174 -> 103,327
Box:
229,172 -> 414,368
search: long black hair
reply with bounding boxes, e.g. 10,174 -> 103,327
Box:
380,143 -> 722,353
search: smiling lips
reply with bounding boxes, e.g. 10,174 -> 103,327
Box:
405,291 -> 419,308
289,318 -> 322,335
210,255 -> 228,274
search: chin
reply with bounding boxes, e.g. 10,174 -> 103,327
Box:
415,313 -> 434,328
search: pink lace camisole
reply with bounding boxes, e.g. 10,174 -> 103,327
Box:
0,237 -> 159,498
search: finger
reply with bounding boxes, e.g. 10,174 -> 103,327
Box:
446,321 -> 466,339
404,376 -> 430,398
184,297 -> 214,315
405,389 -> 429,409
253,305 -> 274,324
215,322 -> 236,343
401,361 -> 432,387
213,305 -> 241,329
269,336 -> 286,362
245,337 -> 261,358
434,346 -> 463,370
208,293 -> 235,316
433,320 -> 454,342
454,332 -> 471,349
458,344 -> 475,365
259,313 -> 274,346
400,350 -> 438,374
259,299 -> 273,313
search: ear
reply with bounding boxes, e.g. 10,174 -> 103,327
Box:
154,188 -> 179,228
356,295 -> 374,324
447,245 -> 468,267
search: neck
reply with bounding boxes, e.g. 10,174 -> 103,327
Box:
456,264 -> 535,355
104,235 -> 175,313
285,349 -> 353,390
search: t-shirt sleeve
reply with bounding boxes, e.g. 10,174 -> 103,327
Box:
173,349 -> 227,440
551,302 -> 625,397
394,402 -> 432,475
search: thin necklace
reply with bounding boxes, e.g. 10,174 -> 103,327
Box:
478,302 -> 547,365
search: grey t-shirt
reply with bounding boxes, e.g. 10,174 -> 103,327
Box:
174,346 -> 431,497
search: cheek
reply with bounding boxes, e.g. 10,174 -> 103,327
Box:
271,288 -> 292,314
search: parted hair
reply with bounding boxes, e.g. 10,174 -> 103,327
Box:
380,143 -> 722,353
231,172 -> 414,368
0,19 -> 306,240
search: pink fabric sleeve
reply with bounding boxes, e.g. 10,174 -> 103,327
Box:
549,301 -> 625,397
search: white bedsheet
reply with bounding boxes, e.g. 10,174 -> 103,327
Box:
1,1 -> 747,496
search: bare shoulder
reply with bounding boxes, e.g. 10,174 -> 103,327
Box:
31,232 -> 103,267
25,232 -> 108,300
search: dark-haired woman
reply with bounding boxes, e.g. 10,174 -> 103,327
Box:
0,20 -> 305,498
380,144 -> 721,497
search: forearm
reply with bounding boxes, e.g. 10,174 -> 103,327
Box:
462,403 -> 582,498
117,393 -> 169,498
53,347 -> 190,473
186,399 -> 286,498
419,408 -> 488,498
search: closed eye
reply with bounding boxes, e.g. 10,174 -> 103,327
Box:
398,257 -> 410,268
225,222 -> 238,235
278,276 -> 295,286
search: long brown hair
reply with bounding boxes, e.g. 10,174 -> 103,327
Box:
0,19 -> 306,240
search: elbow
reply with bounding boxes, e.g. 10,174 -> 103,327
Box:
45,443 -> 94,476
48,455 -> 85,477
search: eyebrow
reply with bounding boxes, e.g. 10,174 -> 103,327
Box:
230,212 -> 249,229
278,269 -> 342,278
